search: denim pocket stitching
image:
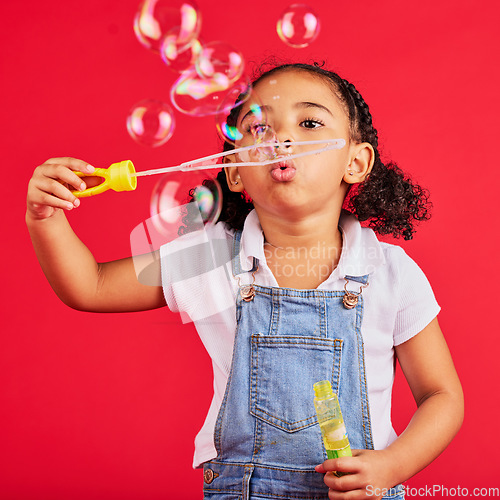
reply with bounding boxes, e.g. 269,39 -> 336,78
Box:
250,335 -> 343,432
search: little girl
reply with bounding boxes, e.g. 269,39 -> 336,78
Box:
26,62 -> 463,500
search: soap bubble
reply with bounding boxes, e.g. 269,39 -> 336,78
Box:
171,70 -> 250,116
126,99 -> 175,147
236,125 -> 280,164
160,34 -> 202,72
170,41 -> 246,116
215,84 -> 268,146
277,4 -> 320,48
251,126 -> 279,162
134,0 -> 201,53
150,171 -> 222,237
195,42 -> 244,84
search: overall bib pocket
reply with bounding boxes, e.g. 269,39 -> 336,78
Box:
250,334 -> 343,432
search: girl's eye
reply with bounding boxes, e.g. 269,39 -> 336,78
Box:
301,119 -> 324,129
249,123 -> 269,135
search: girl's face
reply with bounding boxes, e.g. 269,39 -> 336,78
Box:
224,70 -> 363,221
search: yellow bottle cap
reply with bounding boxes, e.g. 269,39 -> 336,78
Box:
313,380 -> 334,399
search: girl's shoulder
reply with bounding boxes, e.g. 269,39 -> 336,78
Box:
372,240 -> 440,345
372,240 -> 433,291
376,240 -> 438,308
377,241 -> 427,277
339,212 -> 423,280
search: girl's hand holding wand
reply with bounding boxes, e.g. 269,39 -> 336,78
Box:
26,157 -> 98,220
26,157 -> 165,313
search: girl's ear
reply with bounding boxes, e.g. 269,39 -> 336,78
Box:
223,157 -> 245,193
344,142 -> 375,184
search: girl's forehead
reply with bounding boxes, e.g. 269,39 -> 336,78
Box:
244,69 -> 344,114
254,70 -> 336,99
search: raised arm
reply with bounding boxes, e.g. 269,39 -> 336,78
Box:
26,157 -> 166,312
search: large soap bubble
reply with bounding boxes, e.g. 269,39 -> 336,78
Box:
170,41 -> 245,116
134,0 -> 201,53
171,70 -> 250,117
150,171 -> 222,237
277,4 -> 320,48
195,42 -> 244,84
160,35 -> 202,73
126,99 -> 175,147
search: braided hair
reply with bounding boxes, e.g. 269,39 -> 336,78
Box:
207,63 -> 430,240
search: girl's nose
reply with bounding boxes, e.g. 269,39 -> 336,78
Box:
276,137 -> 293,154
275,129 -> 293,143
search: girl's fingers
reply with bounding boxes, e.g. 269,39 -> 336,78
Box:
43,157 -> 95,174
316,457 -> 360,475
32,192 -> 78,211
27,158 -> 93,219
35,176 -> 82,204
34,163 -> 87,192
322,471 -> 360,492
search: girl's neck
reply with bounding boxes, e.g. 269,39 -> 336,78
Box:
257,208 -> 343,253
256,208 -> 343,289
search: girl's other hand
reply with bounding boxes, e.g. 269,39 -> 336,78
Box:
26,157 -> 97,220
315,449 -> 396,500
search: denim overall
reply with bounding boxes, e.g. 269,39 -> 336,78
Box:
203,231 -> 404,499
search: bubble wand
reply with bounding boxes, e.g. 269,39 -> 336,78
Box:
72,138 -> 346,198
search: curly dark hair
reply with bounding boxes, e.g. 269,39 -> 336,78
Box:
191,62 -> 431,240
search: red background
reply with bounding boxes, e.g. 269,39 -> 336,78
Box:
2,0 -> 499,498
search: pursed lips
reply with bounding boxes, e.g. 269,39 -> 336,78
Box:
270,159 -> 297,182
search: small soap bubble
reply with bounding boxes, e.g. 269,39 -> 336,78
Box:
251,125 -> 279,162
134,0 -> 201,53
195,42 -> 244,84
215,84 -> 267,146
160,34 -> 202,72
126,99 -> 175,147
277,4 -> 320,48
150,172 -> 222,236
192,184 -> 217,220
171,70 -> 250,116
236,125 -> 279,164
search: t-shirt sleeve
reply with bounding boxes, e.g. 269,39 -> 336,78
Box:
159,223 -> 235,319
392,247 -> 441,346
160,242 -> 180,313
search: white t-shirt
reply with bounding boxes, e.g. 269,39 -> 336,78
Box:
160,210 -> 440,468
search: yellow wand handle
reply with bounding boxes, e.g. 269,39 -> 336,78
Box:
72,160 -> 137,198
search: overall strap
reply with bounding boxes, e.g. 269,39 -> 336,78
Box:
344,274 -> 369,285
232,230 -> 258,277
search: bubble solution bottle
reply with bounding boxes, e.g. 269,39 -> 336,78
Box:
313,380 -> 352,462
